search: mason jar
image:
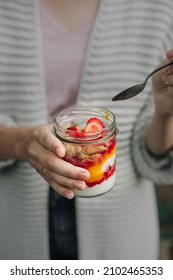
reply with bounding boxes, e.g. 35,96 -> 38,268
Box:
53,106 -> 118,198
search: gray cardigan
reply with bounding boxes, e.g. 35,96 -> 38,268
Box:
0,0 -> 173,259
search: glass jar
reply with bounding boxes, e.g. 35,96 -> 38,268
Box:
53,106 -> 118,198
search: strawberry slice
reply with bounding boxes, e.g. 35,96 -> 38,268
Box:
85,118 -> 105,133
67,126 -> 77,134
67,126 -> 85,138
67,118 -> 105,139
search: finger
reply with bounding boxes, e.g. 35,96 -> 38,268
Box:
160,64 -> 173,78
39,172 -> 75,199
42,167 -> 86,191
36,168 -> 74,199
47,157 -> 90,180
30,147 -> 90,181
34,124 -> 65,158
162,74 -> 173,86
49,181 -> 75,199
34,144 -> 90,180
46,156 -> 90,180
166,49 -> 173,59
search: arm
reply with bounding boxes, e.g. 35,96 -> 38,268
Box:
131,50 -> 173,186
0,124 -> 89,199
145,49 -> 173,156
0,125 -> 28,160
145,113 -> 173,156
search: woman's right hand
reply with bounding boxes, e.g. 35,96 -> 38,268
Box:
20,124 -> 90,199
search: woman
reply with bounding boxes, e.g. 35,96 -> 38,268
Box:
0,0 -> 172,259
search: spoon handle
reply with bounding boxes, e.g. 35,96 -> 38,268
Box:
144,60 -> 173,83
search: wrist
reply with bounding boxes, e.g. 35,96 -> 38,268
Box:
14,127 -> 30,160
153,110 -> 173,122
0,126 -> 30,160
145,111 -> 173,156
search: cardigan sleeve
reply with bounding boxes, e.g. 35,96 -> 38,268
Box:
131,94 -> 173,186
0,114 -> 18,169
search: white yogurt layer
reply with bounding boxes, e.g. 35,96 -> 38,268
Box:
102,154 -> 115,172
74,169 -> 116,198
74,149 -> 116,197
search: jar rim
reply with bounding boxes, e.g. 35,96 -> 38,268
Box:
53,106 -> 118,144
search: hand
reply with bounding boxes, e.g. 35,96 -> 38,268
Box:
146,50 -> 173,156
20,124 -> 90,199
152,49 -> 173,115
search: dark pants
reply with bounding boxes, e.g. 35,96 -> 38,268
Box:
49,187 -> 78,260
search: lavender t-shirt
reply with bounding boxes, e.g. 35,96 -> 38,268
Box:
39,1 -> 92,123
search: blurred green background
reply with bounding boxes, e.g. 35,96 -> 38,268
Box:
155,184 -> 173,259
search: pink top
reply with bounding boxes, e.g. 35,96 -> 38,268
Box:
39,1 -> 93,122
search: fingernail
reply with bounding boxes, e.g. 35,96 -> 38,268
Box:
78,171 -> 90,180
65,191 -> 74,200
56,147 -> 65,158
74,181 -> 86,190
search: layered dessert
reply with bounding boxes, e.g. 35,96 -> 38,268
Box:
63,117 -> 116,197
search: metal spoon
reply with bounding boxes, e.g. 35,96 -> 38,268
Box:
112,60 -> 173,101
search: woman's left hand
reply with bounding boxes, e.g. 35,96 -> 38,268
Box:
152,49 -> 173,115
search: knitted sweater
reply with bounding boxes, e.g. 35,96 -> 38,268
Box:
0,0 -> 173,260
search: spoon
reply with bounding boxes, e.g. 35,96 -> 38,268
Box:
112,60 -> 173,101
